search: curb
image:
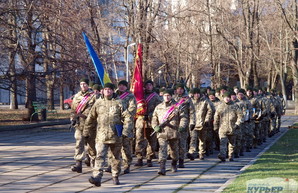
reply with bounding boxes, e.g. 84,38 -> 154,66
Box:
0,119 -> 70,132
215,127 -> 289,193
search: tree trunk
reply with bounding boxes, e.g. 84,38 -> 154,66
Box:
60,80 -> 64,110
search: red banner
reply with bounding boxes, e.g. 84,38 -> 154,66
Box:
131,44 -> 146,116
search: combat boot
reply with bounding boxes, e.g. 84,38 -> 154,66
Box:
171,160 -> 177,172
217,154 -> 226,162
105,165 -> 111,173
147,159 -> 153,167
89,176 -> 101,187
178,159 -> 185,168
199,154 -> 204,160
158,160 -> 166,175
187,153 -> 195,160
71,161 -> 82,173
85,154 -> 91,167
123,166 -> 130,174
229,157 -> 234,161
112,177 -> 120,185
134,159 -> 143,166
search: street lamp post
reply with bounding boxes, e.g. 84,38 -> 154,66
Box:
126,43 -> 136,82
158,70 -> 162,86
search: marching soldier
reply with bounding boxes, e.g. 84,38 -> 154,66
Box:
208,89 -> 221,151
173,83 -> 196,168
70,78 -> 97,173
188,88 -> 213,160
83,83 -> 129,186
152,89 -> 188,175
135,80 -> 162,167
214,92 -> 243,162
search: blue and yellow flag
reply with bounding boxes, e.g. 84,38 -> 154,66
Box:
82,32 -> 111,87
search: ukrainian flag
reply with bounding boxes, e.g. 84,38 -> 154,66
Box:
82,32 -> 111,86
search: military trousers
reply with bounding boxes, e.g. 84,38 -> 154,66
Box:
188,128 -> 206,156
219,133 -> 235,158
74,128 -> 85,161
135,117 -> 157,160
93,142 -> 122,179
178,130 -> 189,159
158,138 -> 179,162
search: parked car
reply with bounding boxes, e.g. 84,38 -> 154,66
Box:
63,96 -> 74,109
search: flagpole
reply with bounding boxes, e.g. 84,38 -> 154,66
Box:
126,43 -> 136,82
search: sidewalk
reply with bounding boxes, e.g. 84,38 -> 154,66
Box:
0,116 -> 297,193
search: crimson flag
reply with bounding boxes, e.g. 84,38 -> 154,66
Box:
131,44 -> 146,116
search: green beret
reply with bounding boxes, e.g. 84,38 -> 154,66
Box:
209,89 -> 216,95
118,80 -> 128,87
163,89 -> 174,96
231,91 -> 236,96
80,78 -> 89,85
175,83 -> 185,90
92,84 -> 102,91
89,81 -> 94,87
223,91 -> 231,98
104,82 -> 115,90
190,88 -> 200,94
221,85 -> 228,90
238,88 -> 246,94
201,88 -> 207,94
144,80 -> 154,85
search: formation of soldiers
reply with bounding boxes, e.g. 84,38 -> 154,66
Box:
69,78 -> 286,187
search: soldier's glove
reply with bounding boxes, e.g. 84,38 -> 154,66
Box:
178,127 -> 186,132
189,124 -> 195,131
70,119 -> 76,126
153,126 -> 162,133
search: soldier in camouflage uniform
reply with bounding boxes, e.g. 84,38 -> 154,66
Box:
188,88 -> 213,160
236,89 -> 254,154
151,89 -> 188,175
208,90 -> 221,151
70,78 -> 97,173
105,80 -> 137,174
214,92 -> 243,162
135,80 -> 162,167
270,89 -> 283,135
263,92 -> 277,138
83,83 -> 130,186
173,83 -> 196,168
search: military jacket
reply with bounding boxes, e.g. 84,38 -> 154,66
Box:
191,97 -> 213,130
116,90 -> 137,138
84,94 -> 127,144
236,97 -> 253,122
173,94 -> 196,126
70,89 -> 97,130
152,99 -> 188,140
214,101 -> 243,135
144,91 -> 162,127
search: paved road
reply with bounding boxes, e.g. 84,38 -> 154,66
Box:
0,116 -> 297,193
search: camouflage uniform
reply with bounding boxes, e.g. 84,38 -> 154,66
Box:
151,99 -> 188,162
135,91 -> 162,163
236,97 -> 254,153
71,89 -> 97,163
188,96 -> 213,158
83,94 -> 129,180
247,95 -> 260,148
209,97 -> 221,151
272,95 -> 283,134
214,101 -> 242,160
263,95 -> 277,138
173,94 -> 196,161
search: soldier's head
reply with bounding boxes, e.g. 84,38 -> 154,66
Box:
103,83 -> 115,98
246,87 -> 253,97
92,84 -> 102,95
80,78 -> 89,92
253,88 -> 258,96
118,80 -> 128,92
190,88 -> 200,100
231,91 -> 237,101
270,89 -> 277,96
233,86 -> 239,94
220,85 -> 228,95
163,89 -> 173,102
237,89 -> 246,100
175,83 -> 185,95
208,89 -> 216,101
223,92 -> 231,103
144,80 -> 154,92
258,88 -> 264,95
